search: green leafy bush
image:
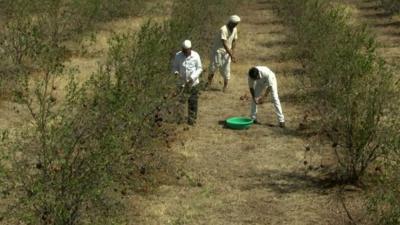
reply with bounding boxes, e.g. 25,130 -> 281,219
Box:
369,149 -> 400,224
366,89 -> 400,224
277,0 -> 395,183
0,0 -> 147,99
0,0 -> 240,224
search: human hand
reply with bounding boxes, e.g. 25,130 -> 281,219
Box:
254,96 -> 262,104
231,55 -> 237,63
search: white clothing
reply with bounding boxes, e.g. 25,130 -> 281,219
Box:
212,25 -> 238,52
248,66 -> 285,123
229,15 -> 241,23
182,40 -> 191,49
173,50 -> 203,87
209,51 -> 231,80
209,25 -> 238,80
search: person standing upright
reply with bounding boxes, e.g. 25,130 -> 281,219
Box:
172,40 -> 203,125
208,15 -> 241,92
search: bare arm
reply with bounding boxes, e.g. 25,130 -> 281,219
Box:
250,87 -> 263,104
232,39 -> 236,52
250,87 -> 256,99
248,78 -> 258,104
222,39 -> 234,59
223,40 -> 237,62
264,86 -> 271,98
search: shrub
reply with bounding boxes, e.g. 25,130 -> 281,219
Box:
368,131 -> 400,224
0,0 -> 241,224
277,0 -> 395,183
169,0 -> 239,56
0,0 -> 148,98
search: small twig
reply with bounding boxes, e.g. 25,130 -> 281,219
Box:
338,187 -> 357,225
131,87 -> 186,148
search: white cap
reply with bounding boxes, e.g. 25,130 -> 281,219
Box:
229,15 -> 241,23
182,40 -> 192,49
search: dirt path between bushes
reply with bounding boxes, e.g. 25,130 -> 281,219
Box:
341,0 -> 400,68
129,1 -> 347,224
0,3 -> 170,130
4,0 -> 398,224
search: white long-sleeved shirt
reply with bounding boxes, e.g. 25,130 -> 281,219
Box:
248,66 -> 276,89
172,50 -> 203,87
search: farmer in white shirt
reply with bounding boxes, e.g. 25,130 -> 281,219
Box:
208,15 -> 240,92
173,40 -> 203,125
248,66 -> 285,128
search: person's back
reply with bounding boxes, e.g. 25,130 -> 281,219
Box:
256,66 -> 274,79
247,66 -> 285,127
249,66 -> 275,88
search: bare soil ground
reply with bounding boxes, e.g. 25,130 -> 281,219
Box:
331,0 -> 400,224
0,0 -> 171,130
342,0 -> 400,68
0,16 -> 165,130
128,1 -> 350,224
2,0 -> 399,224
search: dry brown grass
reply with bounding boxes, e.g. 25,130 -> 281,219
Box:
128,1 -> 348,224
343,0 -> 400,65
0,9 -> 171,130
127,0 -> 399,224
2,0 -> 399,224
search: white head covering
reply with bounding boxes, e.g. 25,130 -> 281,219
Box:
182,40 -> 192,49
229,15 -> 241,23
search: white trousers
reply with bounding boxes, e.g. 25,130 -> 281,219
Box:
209,50 -> 231,81
250,76 -> 285,123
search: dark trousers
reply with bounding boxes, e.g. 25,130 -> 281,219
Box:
178,85 -> 199,125
188,86 -> 199,124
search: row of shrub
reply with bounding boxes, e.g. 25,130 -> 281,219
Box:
278,0 -> 396,182
0,0 -> 239,224
379,0 -> 400,14
0,0 -> 148,63
277,0 -> 400,223
0,0 -> 147,26
0,0 -> 150,100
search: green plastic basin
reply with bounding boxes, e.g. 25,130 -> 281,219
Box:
226,117 -> 254,130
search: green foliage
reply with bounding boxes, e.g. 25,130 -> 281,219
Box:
0,0 -> 241,224
278,0 -> 396,183
368,133 -> 400,224
0,0 -> 147,98
279,0 -> 400,223
0,0 -> 146,25
169,0 -> 239,56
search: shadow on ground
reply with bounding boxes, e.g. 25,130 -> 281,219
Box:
382,30 -> 400,36
247,19 -> 284,26
362,11 -> 392,19
358,5 -> 380,11
372,20 -> 400,28
239,169 -> 337,194
261,40 -> 295,48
